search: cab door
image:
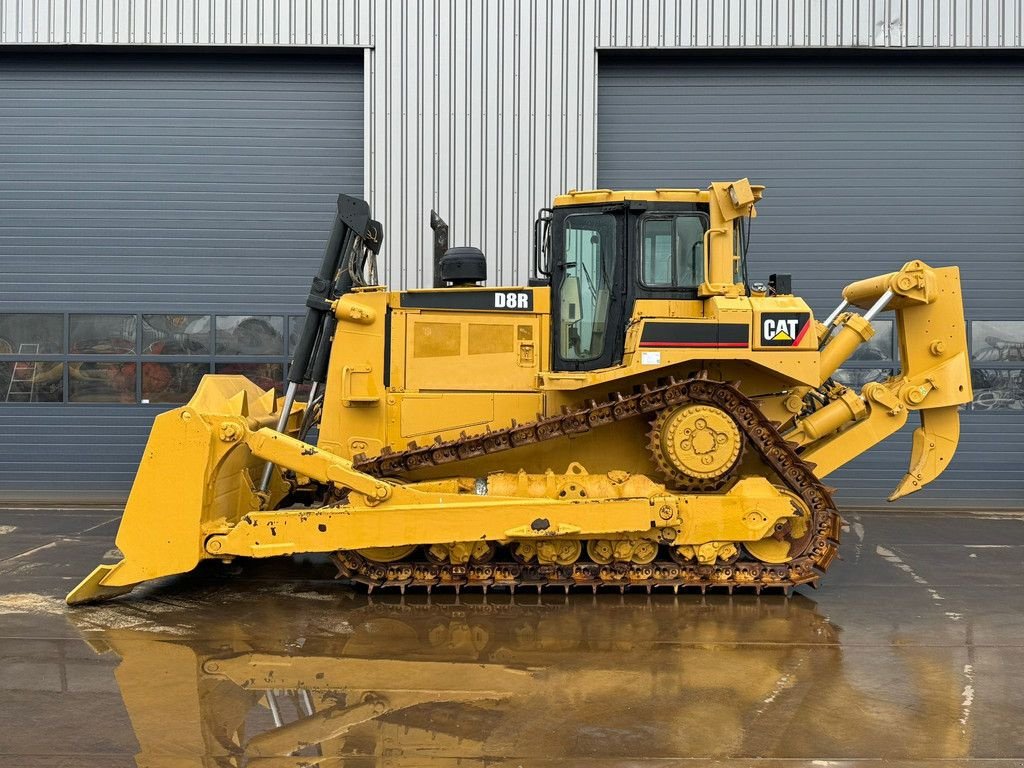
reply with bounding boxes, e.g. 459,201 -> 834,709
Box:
550,205 -> 627,372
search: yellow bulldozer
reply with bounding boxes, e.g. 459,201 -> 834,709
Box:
67,180 -> 972,604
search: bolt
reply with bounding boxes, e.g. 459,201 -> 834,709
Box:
207,538 -> 222,553
180,411 -> 192,421
659,504 -> 673,521
930,340 -> 946,356
906,386 -> 927,405
220,422 -> 240,442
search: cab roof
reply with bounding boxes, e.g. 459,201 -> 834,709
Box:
552,185 -> 765,208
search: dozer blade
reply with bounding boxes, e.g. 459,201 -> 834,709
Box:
66,564 -> 136,606
66,375 -> 293,605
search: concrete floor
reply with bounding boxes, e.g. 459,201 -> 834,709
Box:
0,508 -> 1022,767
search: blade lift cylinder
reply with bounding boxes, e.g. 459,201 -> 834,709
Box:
259,195 -> 382,492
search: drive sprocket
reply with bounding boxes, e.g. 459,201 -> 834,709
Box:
647,403 -> 745,491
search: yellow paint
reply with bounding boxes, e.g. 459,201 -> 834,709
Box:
66,183 -> 973,605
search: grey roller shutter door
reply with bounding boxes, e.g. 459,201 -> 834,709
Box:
0,51 -> 363,501
598,53 -> 1024,508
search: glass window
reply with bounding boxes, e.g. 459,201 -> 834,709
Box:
215,316 -> 285,356
215,362 -> 284,394
0,361 -> 64,403
559,213 -> 617,362
142,315 -> 211,355
832,368 -> 893,390
850,319 -> 894,362
0,311 -> 305,404
288,316 -> 305,354
142,362 -> 207,404
971,321 -> 1024,363
971,368 -> 1024,411
68,362 -> 137,403
70,315 -> 137,355
0,314 -> 64,354
641,215 -> 706,289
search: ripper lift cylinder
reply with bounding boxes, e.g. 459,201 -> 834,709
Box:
818,289 -> 893,380
819,314 -> 875,380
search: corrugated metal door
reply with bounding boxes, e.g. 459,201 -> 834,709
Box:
598,53 -> 1024,508
0,50 -> 363,501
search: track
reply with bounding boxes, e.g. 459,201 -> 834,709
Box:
338,375 -> 841,594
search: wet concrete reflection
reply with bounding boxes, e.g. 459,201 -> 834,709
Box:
3,508 -> 1023,765
65,590 -> 974,765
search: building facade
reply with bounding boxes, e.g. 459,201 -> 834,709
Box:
0,0 -> 1021,506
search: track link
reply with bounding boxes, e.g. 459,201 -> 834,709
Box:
342,375 -> 841,594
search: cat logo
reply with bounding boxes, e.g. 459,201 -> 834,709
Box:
760,312 -> 811,348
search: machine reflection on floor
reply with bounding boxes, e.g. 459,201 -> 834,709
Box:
69,590 -> 970,764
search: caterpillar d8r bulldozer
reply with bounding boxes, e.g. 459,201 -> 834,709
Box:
67,180 -> 972,605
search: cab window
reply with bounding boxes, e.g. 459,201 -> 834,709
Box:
558,212 -> 616,362
640,214 -> 707,289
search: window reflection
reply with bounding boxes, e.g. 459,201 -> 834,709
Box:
142,362 -> 207,404
216,316 -> 285,356
215,363 -> 284,394
971,321 -> 1024,363
68,362 -> 137,403
0,361 -> 63,402
142,315 -> 211,355
971,368 -> 1024,411
288,316 -> 305,354
0,314 -> 64,354
832,368 -> 892,390
0,312 -> 302,404
70,315 -> 137,355
850,319 -> 893,362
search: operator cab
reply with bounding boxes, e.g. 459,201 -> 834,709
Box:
534,188 -> 755,372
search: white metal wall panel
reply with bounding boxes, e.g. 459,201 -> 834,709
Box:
2,0 -> 1021,290
368,0 -> 1024,290
366,0 -> 598,289
3,1 -> 1020,48
595,0 -> 1024,48
0,0 -> 374,46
